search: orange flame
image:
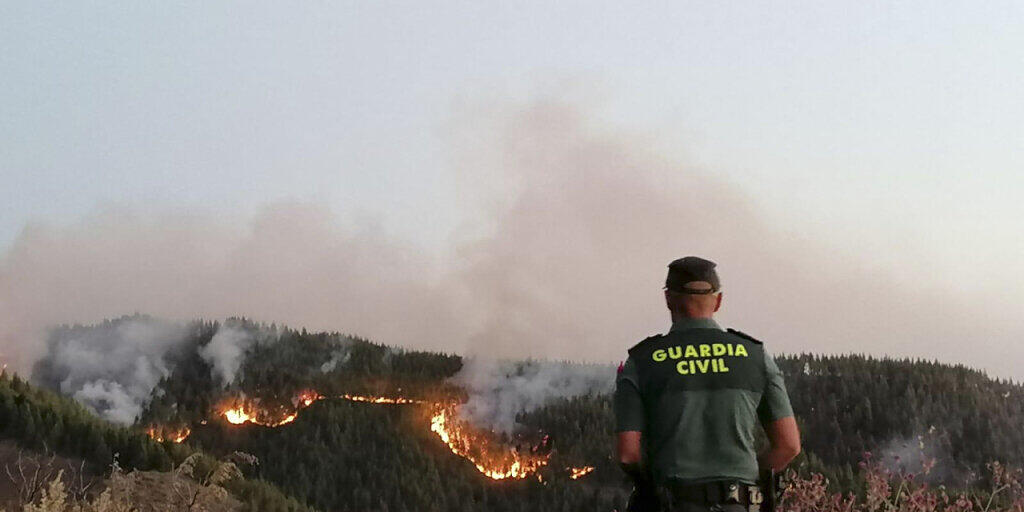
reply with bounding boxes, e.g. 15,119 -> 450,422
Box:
429,405 -> 549,480
221,390 -> 322,426
296,390 -> 323,407
145,426 -> 191,443
223,404 -> 299,427
341,394 -> 423,404
208,390 -> 579,481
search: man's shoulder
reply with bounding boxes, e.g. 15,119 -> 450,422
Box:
725,328 -> 763,345
626,327 -> 764,357
627,334 -> 665,357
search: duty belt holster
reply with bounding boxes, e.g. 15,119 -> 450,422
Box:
657,480 -> 765,512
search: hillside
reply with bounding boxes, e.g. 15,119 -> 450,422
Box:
0,370 -> 312,511
13,315 -> 1024,511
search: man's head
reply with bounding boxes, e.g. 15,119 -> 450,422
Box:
664,256 -> 722,319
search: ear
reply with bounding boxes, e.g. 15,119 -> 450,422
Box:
714,293 -> 723,312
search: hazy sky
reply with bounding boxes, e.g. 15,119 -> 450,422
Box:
2,2 -> 1023,378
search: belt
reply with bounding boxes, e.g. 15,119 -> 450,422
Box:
658,479 -> 762,506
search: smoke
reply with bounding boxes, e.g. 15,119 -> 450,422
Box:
1,98 -> 1022,382
453,358 -> 614,433
458,358 -> 615,433
0,202 -> 464,377
200,325 -> 255,386
320,346 -> 352,374
878,429 -> 957,485
30,316 -> 186,424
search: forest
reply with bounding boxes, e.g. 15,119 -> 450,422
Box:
1,315 -> 1021,511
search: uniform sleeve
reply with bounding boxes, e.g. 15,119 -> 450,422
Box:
757,350 -> 794,424
614,356 -> 646,432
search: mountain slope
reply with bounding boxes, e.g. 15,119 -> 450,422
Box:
0,370 -> 312,511
24,315 -> 1024,511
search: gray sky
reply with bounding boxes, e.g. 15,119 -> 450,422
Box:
2,2 -> 1023,378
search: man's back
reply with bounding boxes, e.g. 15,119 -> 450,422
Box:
613,256 -> 798,511
615,318 -> 792,485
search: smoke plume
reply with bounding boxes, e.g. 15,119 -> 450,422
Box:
320,347 -> 353,374
30,315 -> 186,424
1,99 -> 1021,383
453,358 -> 614,433
199,324 -> 258,386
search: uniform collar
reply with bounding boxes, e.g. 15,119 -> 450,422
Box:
669,317 -> 722,332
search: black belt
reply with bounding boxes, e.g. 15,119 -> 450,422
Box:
658,479 -> 761,506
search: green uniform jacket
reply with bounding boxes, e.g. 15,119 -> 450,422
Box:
614,318 -> 793,485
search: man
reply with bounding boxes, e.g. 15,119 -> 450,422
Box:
614,256 -> 800,512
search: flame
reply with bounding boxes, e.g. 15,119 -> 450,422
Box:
219,391 -> 421,425
219,391 -> 419,423
341,394 -> 423,404
220,390 -> 322,426
208,390 -> 577,481
223,404 -> 298,426
146,426 -> 191,443
297,390 -> 323,407
429,405 -> 549,480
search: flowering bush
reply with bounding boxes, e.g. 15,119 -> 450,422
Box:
781,453 -> 1024,512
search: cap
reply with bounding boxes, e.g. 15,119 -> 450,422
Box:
665,256 -> 721,294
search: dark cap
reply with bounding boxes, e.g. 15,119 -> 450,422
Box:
665,256 -> 721,294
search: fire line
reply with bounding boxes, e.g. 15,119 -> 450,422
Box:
147,390 -> 594,481
429,406 -> 549,480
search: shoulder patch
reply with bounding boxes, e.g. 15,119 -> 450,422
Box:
727,328 -> 763,344
627,334 -> 663,356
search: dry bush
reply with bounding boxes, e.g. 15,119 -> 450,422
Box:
2,453 -> 252,512
3,447 -> 96,507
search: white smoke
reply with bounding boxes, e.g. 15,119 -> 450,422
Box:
320,346 -> 352,373
33,316 -> 186,424
199,325 -> 252,386
877,427 -> 958,484
199,321 -> 283,386
453,358 -> 614,433
73,381 -> 144,425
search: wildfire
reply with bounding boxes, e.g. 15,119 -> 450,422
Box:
145,426 -> 191,443
341,394 -> 423,404
221,390 -> 323,426
297,390 -> 323,406
429,406 -> 549,480
223,405 -> 299,426
219,391 -> 423,425
207,390 -> 586,482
